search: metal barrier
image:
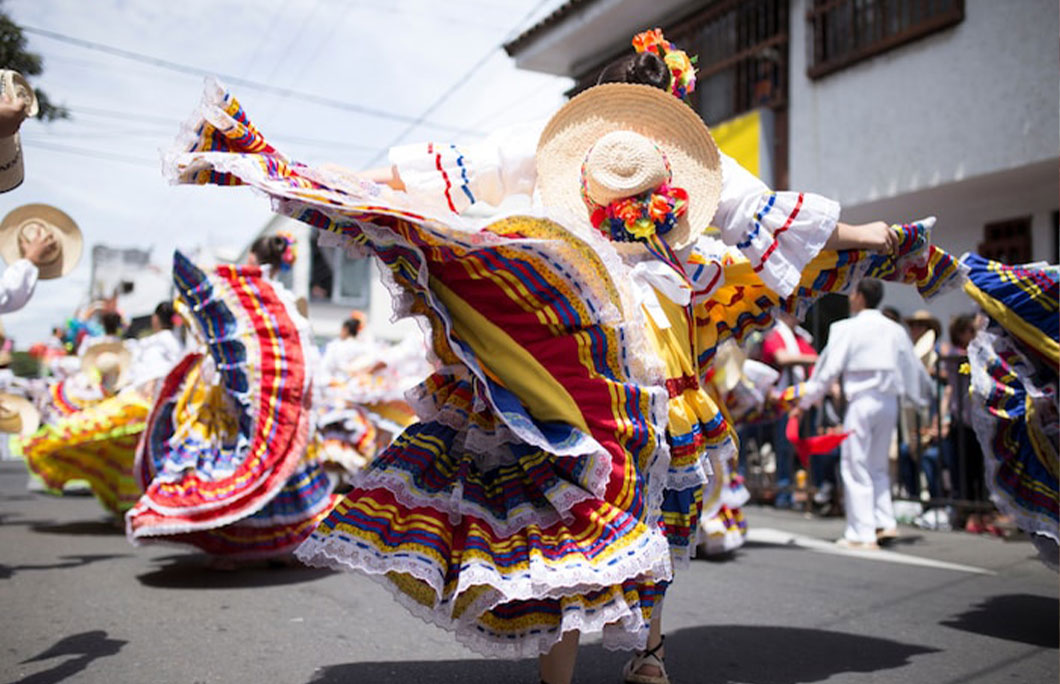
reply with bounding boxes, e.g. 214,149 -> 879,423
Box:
742,352 -> 994,521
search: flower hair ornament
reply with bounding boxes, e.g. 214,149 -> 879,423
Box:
632,28 -> 697,102
277,230 -> 297,271
579,131 -> 689,244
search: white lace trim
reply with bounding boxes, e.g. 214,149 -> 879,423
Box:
967,329 -> 1059,544
296,523 -> 671,658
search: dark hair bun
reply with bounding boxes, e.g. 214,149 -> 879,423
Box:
628,52 -> 671,91
597,51 -> 671,92
250,234 -> 290,270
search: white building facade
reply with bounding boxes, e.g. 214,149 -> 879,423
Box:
505,0 -> 1059,341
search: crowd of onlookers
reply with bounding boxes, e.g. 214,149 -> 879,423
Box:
740,294 -> 1005,538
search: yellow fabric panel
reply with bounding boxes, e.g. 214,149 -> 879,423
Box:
429,276 -> 590,434
964,280 -> 1060,368
711,109 -> 762,179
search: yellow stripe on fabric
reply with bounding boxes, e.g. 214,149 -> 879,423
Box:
1025,393 -> 1059,481
964,280 -> 1059,367
430,277 -> 589,433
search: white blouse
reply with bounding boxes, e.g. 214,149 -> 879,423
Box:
128,329 -> 184,386
0,259 -> 38,314
389,120 -> 839,299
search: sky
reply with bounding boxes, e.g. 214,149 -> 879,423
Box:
2,0 -> 572,344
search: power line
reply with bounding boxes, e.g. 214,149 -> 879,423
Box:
21,25 -> 480,136
362,0 -> 554,167
62,104 -> 378,150
22,139 -> 158,168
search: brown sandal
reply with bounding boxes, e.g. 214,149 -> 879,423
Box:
622,635 -> 670,684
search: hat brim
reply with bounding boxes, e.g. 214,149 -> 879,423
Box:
0,203 -> 83,279
536,83 -> 721,251
0,393 -> 39,435
81,342 -> 132,389
0,135 -> 24,193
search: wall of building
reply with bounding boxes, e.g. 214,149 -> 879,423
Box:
787,0 -> 1058,340
788,0 -> 1059,205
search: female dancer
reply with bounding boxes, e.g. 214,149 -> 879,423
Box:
21,300 -> 182,517
961,255 -> 1058,567
162,29 -> 960,683
125,235 -> 336,563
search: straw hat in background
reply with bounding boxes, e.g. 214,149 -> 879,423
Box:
905,309 -> 942,337
0,203 -> 83,279
81,342 -> 131,393
906,309 -> 941,368
536,83 -> 721,251
0,70 -> 39,193
0,392 -> 39,436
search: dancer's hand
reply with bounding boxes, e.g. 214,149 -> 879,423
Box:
856,221 -> 900,254
0,98 -> 28,137
825,221 -> 900,253
20,230 -> 57,266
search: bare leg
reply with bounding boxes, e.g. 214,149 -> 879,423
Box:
634,609 -> 665,677
539,629 -> 579,684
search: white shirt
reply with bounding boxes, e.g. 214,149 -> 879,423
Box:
128,329 -> 184,386
0,259 -> 38,314
800,309 -> 931,408
320,336 -> 370,381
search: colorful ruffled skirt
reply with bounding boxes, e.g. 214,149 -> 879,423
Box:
21,389 -> 149,516
163,81 -> 965,655
962,254 -> 1058,566
126,253 -> 336,558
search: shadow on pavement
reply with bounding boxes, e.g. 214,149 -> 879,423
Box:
14,630 -> 126,684
137,555 -> 334,590
940,593 -> 1059,648
30,520 -> 124,536
0,554 -> 130,581
308,624 -> 938,684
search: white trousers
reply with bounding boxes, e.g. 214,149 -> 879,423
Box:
841,390 -> 898,543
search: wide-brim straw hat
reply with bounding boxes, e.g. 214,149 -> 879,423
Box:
0,71 -> 39,193
537,83 -> 721,251
913,327 -> 938,367
0,203 -> 83,279
0,392 -> 39,436
905,309 -> 942,337
81,341 -> 132,391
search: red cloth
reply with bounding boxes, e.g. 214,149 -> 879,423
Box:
785,414 -> 849,468
760,327 -> 816,370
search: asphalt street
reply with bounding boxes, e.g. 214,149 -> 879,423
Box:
1,460 -> 1056,684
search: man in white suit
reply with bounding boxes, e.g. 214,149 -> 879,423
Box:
796,279 -> 930,549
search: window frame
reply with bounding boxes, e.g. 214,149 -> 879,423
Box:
806,0 -> 964,80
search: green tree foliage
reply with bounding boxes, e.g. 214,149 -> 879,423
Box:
0,10 -> 68,121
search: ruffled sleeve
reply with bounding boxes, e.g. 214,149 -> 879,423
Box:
0,258 -> 38,314
388,120 -> 544,214
712,154 -> 839,298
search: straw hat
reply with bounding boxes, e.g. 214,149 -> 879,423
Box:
913,327 -> 938,368
0,204 -> 83,279
81,341 -> 131,392
0,392 -> 39,435
0,70 -> 39,193
905,309 -> 941,337
536,83 -> 721,251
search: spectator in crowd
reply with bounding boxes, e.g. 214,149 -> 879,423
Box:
795,279 -> 931,549
77,309 -> 124,356
760,310 -> 817,508
945,313 -> 993,533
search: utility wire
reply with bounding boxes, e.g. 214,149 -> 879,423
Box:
362,0 -> 554,167
22,139 -> 158,168
21,25 -> 480,136
62,104 -> 378,150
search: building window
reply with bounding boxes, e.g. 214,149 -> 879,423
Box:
310,229 -> 372,309
979,217 -> 1032,265
807,0 -> 963,79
